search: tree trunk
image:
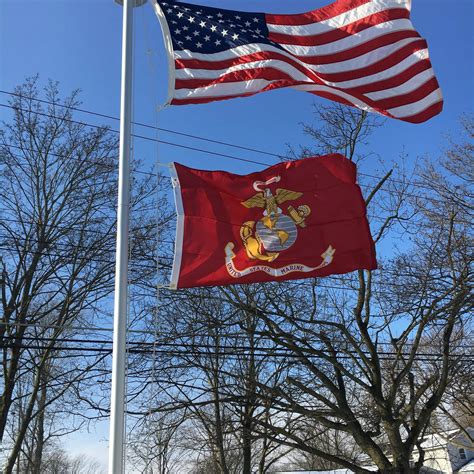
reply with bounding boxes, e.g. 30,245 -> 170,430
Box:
31,367 -> 47,474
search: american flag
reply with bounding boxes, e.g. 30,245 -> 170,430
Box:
154,0 -> 443,123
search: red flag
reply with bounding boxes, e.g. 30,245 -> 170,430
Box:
170,154 -> 376,289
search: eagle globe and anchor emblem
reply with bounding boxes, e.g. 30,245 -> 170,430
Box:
224,176 -> 336,278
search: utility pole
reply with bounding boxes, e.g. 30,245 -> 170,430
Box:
109,0 -> 147,472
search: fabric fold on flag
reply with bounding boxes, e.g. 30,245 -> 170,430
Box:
154,0 -> 443,123
169,154 -> 377,289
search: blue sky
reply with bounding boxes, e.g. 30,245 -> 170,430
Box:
1,0 -> 473,178
1,0 -> 473,470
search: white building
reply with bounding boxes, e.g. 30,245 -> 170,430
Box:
275,428 -> 474,474
415,428 -> 474,473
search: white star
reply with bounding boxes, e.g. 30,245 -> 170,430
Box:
196,42 -> 203,48
182,25 -> 189,31
166,8 -> 172,13
188,16 -> 195,23
217,12 -> 223,18
215,39 -> 221,46
199,21 -> 206,28
177,12 -> 183,18
241,29 -> 247,33
177,40 -> 183,45
235,15 -> 241,20
255,28 -> 261,34
218,19 -> 224,23
244,21 -> 251,27
206,15 -> 213,19
210,25 -> 217,32
229,23 -> 236,28
232,33 -> 239,40
175,29 -> 181,34
193,30 -> 200,36
253,17 -> 259,22
204,35 -> 211,41
171,20 -> 177,24
196,11 -> 202,15
185,35 -> 192,41
221,29 -> 228,36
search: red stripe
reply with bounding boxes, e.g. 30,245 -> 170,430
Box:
175,67 -> 310,90
171,80 -> 294,105
400,99 -> 443,123
175,31 -> 420,72
175,40 -> 430,92
266,0 -> 371,26
175,34 -> 422,73
175,57 -> 324,88
175,51 -> 285,71
306,89 -> 359,108
176,52 -> 326,85
371,76 -> 440,109
346,59 -> 432,94
173,74 -> 442,124
309,30 -> 420,65
311,30 -> 421,65
315,39 -> 427,83
268,9 -> 411,47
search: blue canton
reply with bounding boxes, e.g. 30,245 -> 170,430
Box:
158,0 -> 279,53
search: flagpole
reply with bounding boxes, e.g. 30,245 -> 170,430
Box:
110,0 -> 146,473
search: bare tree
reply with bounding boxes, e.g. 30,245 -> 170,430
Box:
216,109 -> 472,474
0,77 -> 169,472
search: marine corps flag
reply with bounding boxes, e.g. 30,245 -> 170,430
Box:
170,154 -> 376,289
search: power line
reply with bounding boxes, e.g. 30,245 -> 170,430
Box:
0,244 -> 173,270
1,336 -> 472,362
3,333 -> 473,352
0,228 -> 175,247
0,89 -> 284,158
1,237 -> 466,293
3,116 -> 467,212
0,99 -> 449,194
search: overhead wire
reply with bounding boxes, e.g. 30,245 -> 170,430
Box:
0,97 -> 451,194
2,333 -> 472,352
1,335 -> 472,362
1,94 -> 470,360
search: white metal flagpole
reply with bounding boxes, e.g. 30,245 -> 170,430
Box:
109,0 -> 146,472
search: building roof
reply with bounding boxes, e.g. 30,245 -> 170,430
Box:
458,460 -> 474,473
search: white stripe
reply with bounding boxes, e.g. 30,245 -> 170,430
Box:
267,0 -> 410,37
169,164 -> 184,290
175,42 -> 279,62
174,70 -> 438,119
387,88 -> 442,118
174,77 -> 377,116
307,37 -> 421,74
294,82 -> 440,119
174,21 -> 418,74
327,49 -> 430,89
173,21 -> 415,64
292,84 -> 377,113
175,43 -> 431,92
365,68 -> 435,100
175,78 -> 283,100
175,59 -> 317,83
278,19 -> 415,57
153,1 -> 176,107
